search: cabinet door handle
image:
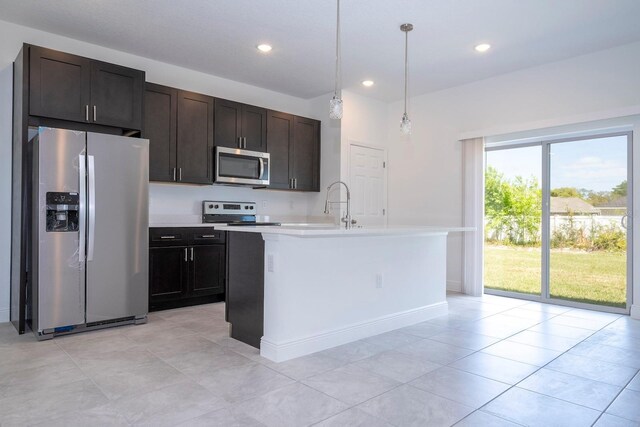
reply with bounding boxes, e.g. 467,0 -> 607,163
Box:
173,168 -> 177,181
178,168 -> 182,181
243,137 -> 247,149
184,248 -> 188,262
85,105 -> 89,122
201,235 -> 217,238
238,137 -> 242,148
190,247 -> 194,262
160,235 -> 176,239
93,105 -> 97,122
293,178 -> 297,189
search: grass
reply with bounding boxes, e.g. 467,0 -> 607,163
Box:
484,244 -> 626,308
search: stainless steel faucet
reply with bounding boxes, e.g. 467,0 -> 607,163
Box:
324,181 -> 357,229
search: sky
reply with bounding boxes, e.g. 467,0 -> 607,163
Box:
485,135 -> 628,193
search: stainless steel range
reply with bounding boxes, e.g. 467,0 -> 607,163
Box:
202,201 -> 281,226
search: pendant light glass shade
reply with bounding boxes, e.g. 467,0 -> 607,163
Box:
400,23 -> 413,135
329,96 -> 343,119
329,0 -> 343,119
400,112 -> 412,135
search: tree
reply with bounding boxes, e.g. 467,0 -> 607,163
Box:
612,180 -> 627,198
485,166 -> 542,245
550,187 -> 580,198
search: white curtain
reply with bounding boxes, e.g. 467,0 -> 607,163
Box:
462,137 -> 484,296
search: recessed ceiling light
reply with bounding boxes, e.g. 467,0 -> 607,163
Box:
361,80 -> 374,87
257,44 -> 272,53
475,43 -> 491,53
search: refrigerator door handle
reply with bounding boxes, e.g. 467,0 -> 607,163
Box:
87,155 -> 96,261
78,154 -> 86,262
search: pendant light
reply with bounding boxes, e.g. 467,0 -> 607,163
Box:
400,23 -> 413,135
329,0 -> 343,119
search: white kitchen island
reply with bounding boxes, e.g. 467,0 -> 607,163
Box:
216,224 -> 471,362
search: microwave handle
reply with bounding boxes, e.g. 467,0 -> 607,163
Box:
258,158 -> 265,179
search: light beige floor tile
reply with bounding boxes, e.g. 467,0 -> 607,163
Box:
317,340 -> 387,363
455,410 -> 522,427
449,352 -> 539,385
89,358 -> 191,400
102,381 -> 228,426
594,413 -> 640,427
162,346 -> 253,378
71,348 -> 161,376
507,330 -> 583,352
233,382 -> 348,427
546,353 -> 638,387
606,389 -> 640,422
0,379 -> 108,426
410,366 -> 510,409
353,349 -> 441,383
481,340 -> 562,366
483,387 -> 601,427
399,321 -> 450,338
314,407 -> 393,427
0,360 -> 87,399
396,339 -> 475,364
358,384 -> 474,427
196,362 -> 295,403
429,329 -> 501,350
178,407 -> 265,426
627,372 -> 640,391
548,314 -> 618,331
302,363 -> 400,405
569,341 -> 640,369
261,352 -> 346,380
362,329 -> 424,349
528,322 -> 595,339
518,368 -> 622,411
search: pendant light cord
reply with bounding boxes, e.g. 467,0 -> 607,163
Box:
334,0 -> 341,97
404,27 -> 408,115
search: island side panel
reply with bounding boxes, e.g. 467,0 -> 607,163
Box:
226,231 -> 265,348
260,233 -> 448,362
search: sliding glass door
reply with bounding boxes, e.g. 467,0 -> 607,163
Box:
484,132 -> 632,313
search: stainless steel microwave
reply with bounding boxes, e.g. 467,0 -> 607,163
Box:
214,146 -> 270,186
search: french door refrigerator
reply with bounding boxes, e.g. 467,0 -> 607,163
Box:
31,127 -> 149,339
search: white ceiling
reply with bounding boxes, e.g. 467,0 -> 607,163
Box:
1,0 -> 640,102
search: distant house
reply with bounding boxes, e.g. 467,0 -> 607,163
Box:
550,197 -> 599,215
594,196 -> 627,215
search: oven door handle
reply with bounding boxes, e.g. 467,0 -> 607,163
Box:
258,157 -> 265,180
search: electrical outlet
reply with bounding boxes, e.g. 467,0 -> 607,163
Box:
376,273 -> 384,289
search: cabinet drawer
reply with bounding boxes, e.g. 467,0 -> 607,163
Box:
189,229 -> 226,245
149,228 -> 187,246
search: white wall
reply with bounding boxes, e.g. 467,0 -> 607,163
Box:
385,40 -> 640,294
0,20 -> 326,321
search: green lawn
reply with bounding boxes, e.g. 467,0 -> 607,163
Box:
484,244 -> 626,308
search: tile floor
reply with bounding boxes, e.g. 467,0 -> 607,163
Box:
1,293 -> 639,426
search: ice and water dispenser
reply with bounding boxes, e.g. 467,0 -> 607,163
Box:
45,192 -> 79,232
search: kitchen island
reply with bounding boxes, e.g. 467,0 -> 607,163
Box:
218,225 -> 471,362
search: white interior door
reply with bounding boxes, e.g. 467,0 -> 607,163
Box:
349,143 -> 387,227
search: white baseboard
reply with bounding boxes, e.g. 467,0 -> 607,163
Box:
631,304 -> 640,320
447,280 -> 462,292
0,308 -> 9,323
261,301 -> 448,362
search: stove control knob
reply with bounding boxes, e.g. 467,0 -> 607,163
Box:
208,204 -> 214,209
214,204 -> 219,209
250,206 -> 254,210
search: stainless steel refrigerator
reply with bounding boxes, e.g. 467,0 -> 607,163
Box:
31,127 -> 149,339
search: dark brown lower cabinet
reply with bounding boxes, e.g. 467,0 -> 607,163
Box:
226,231 -> 265,349
149,228 -> 225,311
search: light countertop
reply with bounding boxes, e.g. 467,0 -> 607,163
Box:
213,224 -> 474,238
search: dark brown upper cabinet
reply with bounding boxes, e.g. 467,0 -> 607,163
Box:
177,91 -> 214,184
214,98 -> 266,151
144,83 -> 177,182
29,45 -> 144,130
266,111 -> 320,192
144,84 -> 213,184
